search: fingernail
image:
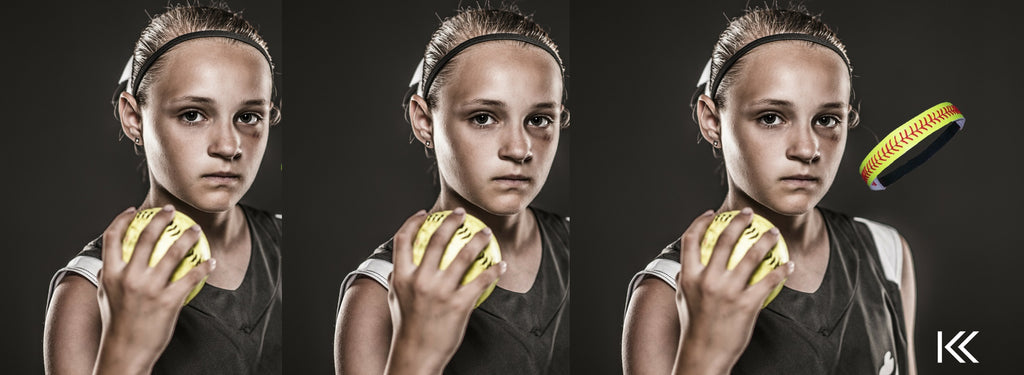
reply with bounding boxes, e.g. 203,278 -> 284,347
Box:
453,207 -> 465,215
190,225 -> 201,232
741,207 -> 753,215
481,227 -> 492,236
702,210 -> 715,216
786,261 -> 795,273
162,204 -> 174,212
769,227 -> 779,235
126,207 -> 137,213
499,261 -> 508,274
415,210 -> 427,216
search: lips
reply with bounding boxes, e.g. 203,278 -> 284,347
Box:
202,171 -> 241,184
780,174 -> 819,187
493,174 -> 532,186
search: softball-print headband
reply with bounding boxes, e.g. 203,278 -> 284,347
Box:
860,102 -> 965,190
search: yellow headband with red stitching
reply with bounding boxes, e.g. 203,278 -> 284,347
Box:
860,102 -> 965,190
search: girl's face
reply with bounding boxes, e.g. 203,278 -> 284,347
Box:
134,38 -> 273,213
713,41 -> 851,215
429,42 -> 563,216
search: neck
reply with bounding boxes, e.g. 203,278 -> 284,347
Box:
720,188 -> 824,257
432,189 -> 535,257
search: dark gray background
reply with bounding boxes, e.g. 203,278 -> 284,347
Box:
573,0 -> 1021,374
282,0 -> 569,373
1,1 -> 281,372
6,0 -> 1022,373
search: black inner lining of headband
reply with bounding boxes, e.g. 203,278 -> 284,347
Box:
877,122 -> 962,187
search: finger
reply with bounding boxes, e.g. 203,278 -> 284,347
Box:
747,261 -> 794,303
728,227 -> 780,284
679,210 -> 716,277
392,210 -> 428,276
101,207 -> 139,273
441,227 -> 492,288
707,207 -> 753,272
167,257 -> 216,303
151,224 -> 202,283
418,208 -> 466,275
457,260 -> 506,304
126,205 -> 176,273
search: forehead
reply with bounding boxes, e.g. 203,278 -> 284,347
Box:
725,41 -> 850,106
147,38 -> 273,101
438,41 -> 562,107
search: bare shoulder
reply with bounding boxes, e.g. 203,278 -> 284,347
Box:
335,276 -> 392,374
623,277 -> 681,375
44,274 -> 101,375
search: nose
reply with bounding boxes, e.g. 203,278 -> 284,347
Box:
208,118 -> 242,161
786,122 -> 821,164
499,125 -> 533,164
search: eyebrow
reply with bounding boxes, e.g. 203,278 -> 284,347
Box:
463,98 -> 506,107
750,98 -> 846,109
169,96 -> 269,107
461,98 -> 559,110
170,96 -> 215,105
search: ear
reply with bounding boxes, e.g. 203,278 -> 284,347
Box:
408,94 -> 434,147
118,92 -> 144,145
695,94 -> 722,147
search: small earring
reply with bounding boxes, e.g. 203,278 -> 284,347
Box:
713,140 -> 719,148
425,140 -> 432,148
134,137 -> 141,145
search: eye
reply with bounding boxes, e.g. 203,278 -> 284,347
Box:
527,115 -> 553,128
758,113 -> 783,127
181,110 -> 206,124
815,115 -> 842,128
237,112 -> 263,126
471,114 -> 497,126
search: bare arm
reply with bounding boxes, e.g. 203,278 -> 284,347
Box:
44,276 -> 102,375
335,278 -> 392,374
622,277 -> 682,375
900,236 -> 917,375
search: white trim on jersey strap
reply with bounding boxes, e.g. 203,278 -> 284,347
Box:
46,255 -> 102,309
854,217 -> 903,288
625,258 -> 681,307
341,258 -> 393,293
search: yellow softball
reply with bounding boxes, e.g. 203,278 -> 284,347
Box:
412,211 -> 502,308
701,211 -> 790,308
122,208 -> 211,305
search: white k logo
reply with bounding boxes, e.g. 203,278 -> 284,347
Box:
937,331 -> 979,363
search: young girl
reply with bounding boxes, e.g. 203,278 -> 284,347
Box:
43,4 -> 282,374
623,6 -> 917,375
334,7 -> 569,375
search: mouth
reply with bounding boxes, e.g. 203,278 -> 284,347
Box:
780,174 -> 819,187
202,172 -> 241,184
493,174 -> 532,186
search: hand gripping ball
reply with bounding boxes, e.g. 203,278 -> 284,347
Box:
412,211 -> 502,308
701,211 -> 790,308
121,208 -> 211,305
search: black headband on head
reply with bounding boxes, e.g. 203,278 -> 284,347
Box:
416,33 -> 563,99
704,33 -> 851,101
125,30 -> 273,97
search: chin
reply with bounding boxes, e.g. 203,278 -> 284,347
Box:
186,194 -> 239,214
762,196 -> 819,217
